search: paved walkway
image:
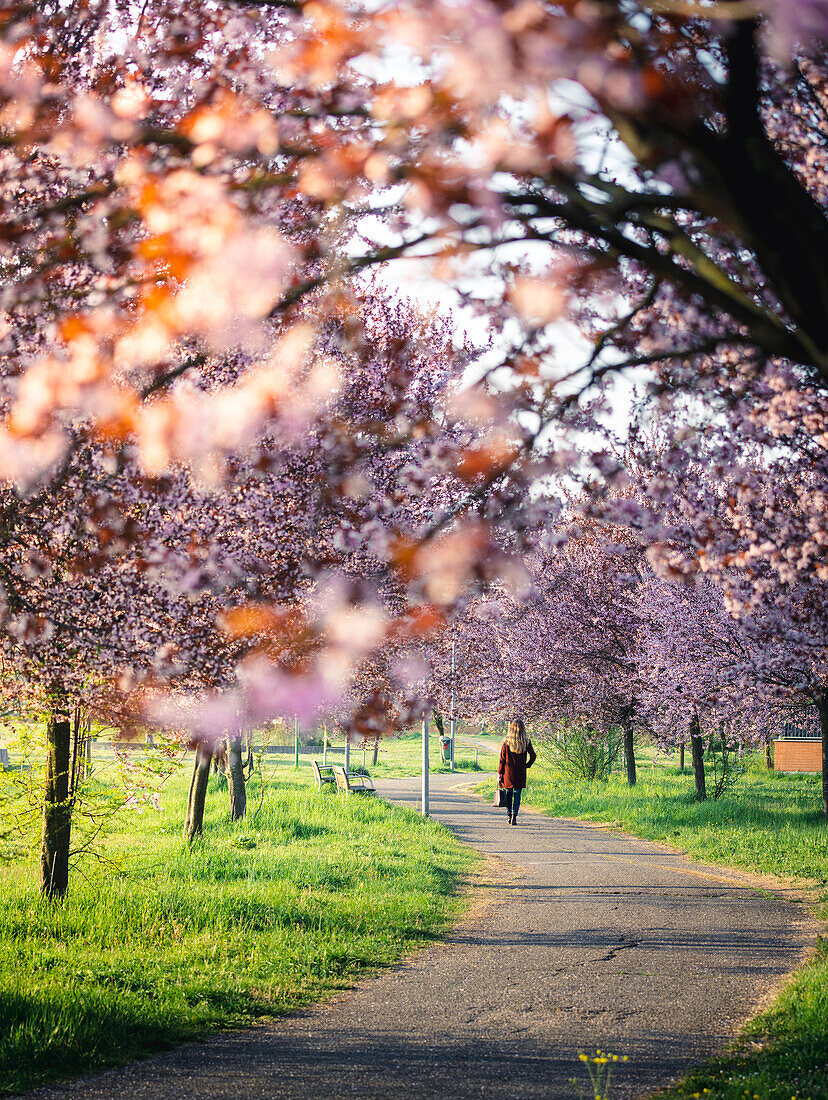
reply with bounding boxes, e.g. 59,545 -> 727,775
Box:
20,774 -> 813,1100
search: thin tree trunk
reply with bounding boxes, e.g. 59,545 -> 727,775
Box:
183,743 -> 213,841
622,719 -> 636,786
372,738 -> 379,766
679,742 -> 685,771
765,737 -> 773,770
690,714 -> 707,802
40,709 -> 72,898
819,692 -> 828,817
69,707 -> 80,797
226,734 -> 247,821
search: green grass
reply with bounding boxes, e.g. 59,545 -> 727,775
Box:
0,769 -> 475,1095
479,749 -> 828,1100
175,730 -> 500,781
357,731 -> 501,779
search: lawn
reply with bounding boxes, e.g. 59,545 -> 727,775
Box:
191,727 -> 501,780
358,729 -> 501,778
480,748 -> 828,1100
0,766 -> 476,1095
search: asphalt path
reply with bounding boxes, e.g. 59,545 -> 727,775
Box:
19,773 -> 813,1100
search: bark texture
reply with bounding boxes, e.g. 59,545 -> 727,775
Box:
40,711 -> 72,898
690,715 -> 707,802
226,734 -> 247,821
622,720 -> 636,786
184,743 -> 213,841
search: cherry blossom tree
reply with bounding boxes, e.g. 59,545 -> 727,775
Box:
422,528 -> 646,783
0,280 -> 483,889
3,1 -> 828,846
616,398 -> 828,808
635,575 -> 770,801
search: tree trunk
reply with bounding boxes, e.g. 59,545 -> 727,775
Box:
765,738 -> 773,770
690,715 -> 707,802
819,692 -> 828,817
183,743 -> 213,841
40,710 -> 72,898
226,734 -> 247,821
372,738 -> 379,766
622,720 -> 636,786
69,707 -> 80,796
679,742 -> 685,771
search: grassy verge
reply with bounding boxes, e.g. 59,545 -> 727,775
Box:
0,769 -> 475,1095
161,731 -> 501,781
479,752 -> 828,1100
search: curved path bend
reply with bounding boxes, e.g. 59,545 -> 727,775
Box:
21,774 -> 814,1100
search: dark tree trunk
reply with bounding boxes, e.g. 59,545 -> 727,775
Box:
372,738 -> 379,766
818,692 -> 828,817
69,707 -> 80,794
690,715 -> 707,802
765,738 -> 774,770
183,743 -> 213,841
622,720 -> 636,786
226,734 -> 247,821
679,742 -> 685,771
40,710 -> 72,898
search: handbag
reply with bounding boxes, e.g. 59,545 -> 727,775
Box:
493,784 -> 508,808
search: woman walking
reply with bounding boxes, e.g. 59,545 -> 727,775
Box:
499,718 -> 536,825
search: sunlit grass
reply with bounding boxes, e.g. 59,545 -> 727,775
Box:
0,769 -> 475,1095
361,730 -> 501,778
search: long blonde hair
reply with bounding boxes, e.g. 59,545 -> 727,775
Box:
504,718 -> 529,753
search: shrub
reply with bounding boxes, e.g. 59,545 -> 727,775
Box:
542,720 -> 622,781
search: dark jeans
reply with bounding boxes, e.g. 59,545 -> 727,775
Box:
505,787 -> 522,818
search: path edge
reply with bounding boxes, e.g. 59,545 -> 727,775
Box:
456,776 -> 826,1100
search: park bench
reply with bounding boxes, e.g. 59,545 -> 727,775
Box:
311,759 -> 336,791
333,764 -> 376,795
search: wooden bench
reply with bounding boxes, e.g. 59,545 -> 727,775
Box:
333,765 -> 375,795
311,759 -> 336,790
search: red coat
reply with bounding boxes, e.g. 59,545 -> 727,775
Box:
498,741 -> 536,789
